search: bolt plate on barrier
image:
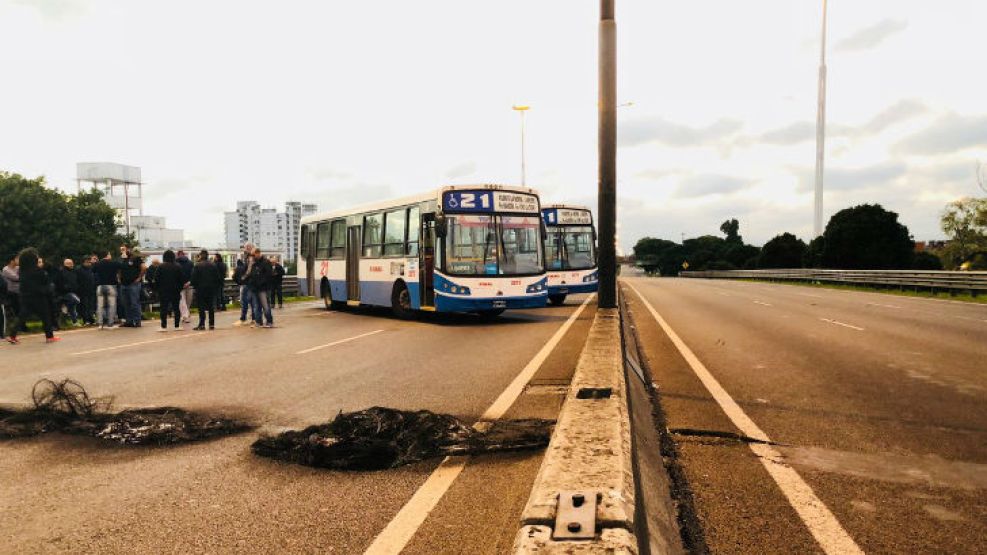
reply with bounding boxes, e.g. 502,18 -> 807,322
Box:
553,490 -> 597,540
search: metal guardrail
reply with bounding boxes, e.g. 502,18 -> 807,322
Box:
220,276 -> 300,299
679,269 -> 987,294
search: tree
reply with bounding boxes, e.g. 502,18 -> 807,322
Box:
911,251 -> 943,270
759,232 -> 807,269
803,236 -> 825,268
939,197 -> 987,269
819,204 -> 914,269
0,171 -> 128,263
633,237 -> 682,275
720,218 -> 741,243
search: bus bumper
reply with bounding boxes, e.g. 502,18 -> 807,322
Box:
548,282 -> 598,296
435,293 -> 548,312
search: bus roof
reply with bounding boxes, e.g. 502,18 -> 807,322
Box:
300,183 -> 540,224
543,204 -> 592,212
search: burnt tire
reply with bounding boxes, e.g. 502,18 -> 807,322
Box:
548,294 -> 567,306
391,282 -> 415,320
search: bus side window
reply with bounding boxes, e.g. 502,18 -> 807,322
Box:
407,206 -> 420,256
383,209 -> 406,256
330,220 -> 346,258
316,222 -> 331,259
363,213 -> 383,257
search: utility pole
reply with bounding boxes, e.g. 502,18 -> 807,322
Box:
813,0 -> 828,237
512,105 -> 530,186
598,0 -> 617,308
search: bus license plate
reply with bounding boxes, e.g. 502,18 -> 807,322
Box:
492,300 -> 507,308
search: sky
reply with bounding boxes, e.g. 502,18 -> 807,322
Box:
2,0 -> 985,251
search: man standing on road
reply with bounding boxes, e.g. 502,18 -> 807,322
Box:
176,250 -> 194,324
154,250 -> 185,332
119,245 -> 145,328
270,256 -> 286,309
213,253 -> 228,311
57,258 -> 81,326
191,250 -> 220,330
233,242 -> 256,327
5,248 -> 60,344
78,255 -> 97,326
247,247 -> 274,328
93,250 -> 121,330
3,254 -> 27,333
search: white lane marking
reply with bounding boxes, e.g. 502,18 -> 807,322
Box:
363,294 -> 595,555
70,332 -> 196,355
294,329 -> 383,355
717,292 -> 732,297
819,318 -> 865,331
797,292 -> 824,299
753,300 -> 773,307
626,282 -> 863,555
865,302 -> 901,309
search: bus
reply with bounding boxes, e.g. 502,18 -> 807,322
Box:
298,185 -> 549,318
541,204 -> 598,305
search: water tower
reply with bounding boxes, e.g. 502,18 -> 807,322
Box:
76,162 -> 143,235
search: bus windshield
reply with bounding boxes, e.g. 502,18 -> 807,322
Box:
445,214 -> 544,275
546,225 -> 596,270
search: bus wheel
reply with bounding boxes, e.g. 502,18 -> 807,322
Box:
548,294 -> 567,306
391,283 -> 415,320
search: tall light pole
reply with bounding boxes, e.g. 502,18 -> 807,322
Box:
598,0 -> 617,309
813,0 -> 828,237
512,104 -> 530,186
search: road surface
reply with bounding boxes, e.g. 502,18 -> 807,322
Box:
623,276 -> 987,554
0,298 -> 596,554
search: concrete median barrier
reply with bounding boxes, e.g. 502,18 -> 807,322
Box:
511,308 -> 640,554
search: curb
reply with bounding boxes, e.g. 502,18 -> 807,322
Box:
511,308 -> 638,554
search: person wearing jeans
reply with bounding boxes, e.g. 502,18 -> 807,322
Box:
92,250 -> 121,330
247,247 -> 274,328
119,246 -> 145,327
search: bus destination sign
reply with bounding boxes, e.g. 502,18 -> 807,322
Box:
542,208 -> 593,226
444,190 -> 539,214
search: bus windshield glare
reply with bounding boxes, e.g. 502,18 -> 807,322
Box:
445,214 -> 544,275
546,225 -> 596,270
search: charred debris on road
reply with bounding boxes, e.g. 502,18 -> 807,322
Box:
252,406 -> 554,471
0,379 -> 252,445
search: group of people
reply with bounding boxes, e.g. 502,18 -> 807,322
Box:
1,242 -> 286,344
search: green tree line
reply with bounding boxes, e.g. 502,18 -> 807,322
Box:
1,171 -> 131,264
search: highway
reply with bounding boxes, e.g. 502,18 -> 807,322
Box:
623,276 -> 987,554
0,298 -> 596,554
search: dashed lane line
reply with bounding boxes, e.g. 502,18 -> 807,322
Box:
70,332 -> 198,355
865,302 -> 902,309
753,300 -> 773,307
294,329 -> 384,354
819,318 -> 865,331
362,294 -> 595,555
625,281 -> 864,555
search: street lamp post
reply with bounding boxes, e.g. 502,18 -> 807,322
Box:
598,0 -> 617,309
813,0 -> 828,237
512,104 -> 530,186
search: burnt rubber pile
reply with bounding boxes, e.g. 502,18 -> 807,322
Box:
252,406 -> 554,470
0,379 -> 251,445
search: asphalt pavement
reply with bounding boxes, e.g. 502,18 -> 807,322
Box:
0,297 -> 596,554
623,276 -> 987,554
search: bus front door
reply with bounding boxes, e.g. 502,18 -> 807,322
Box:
346,226 -> 361,303
421,215 -> 436,308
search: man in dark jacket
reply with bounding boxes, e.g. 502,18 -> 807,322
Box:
119,245 -> 145,328
155,250 -> 185,331
190,250 -> 220,330
77,255 -> 97,326
247,247 -> 274,328
57,258 -> 81,325
5,248 -> 59,343
176,250 -> 194,323
270,256 -> 286,309
213,253 -> 228,311
93,250 -> 121,329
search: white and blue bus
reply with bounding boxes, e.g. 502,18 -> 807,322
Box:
298,185 -> 549,318
541,204 -> 598,305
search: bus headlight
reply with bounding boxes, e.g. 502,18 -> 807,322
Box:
583,271 -> 599,283
526,279 -> 548,293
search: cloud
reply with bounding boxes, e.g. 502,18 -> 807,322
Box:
759,122 -> 816,145
633,168 -> 679,181
444,161 -> 477,179
894,113 -> 987,155
859,99 -> 927,134
307,167 -> 351,181
674,174 -> 748,198
619,116 -> 742,148
795,161 -> 906,192
835,19 -> 909,52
